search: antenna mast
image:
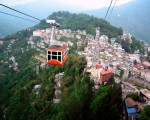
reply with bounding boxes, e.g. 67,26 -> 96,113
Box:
46,20 -> 60,47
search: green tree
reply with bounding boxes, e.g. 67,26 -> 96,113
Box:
52,75 -> 93,120
147,51 -> 150,62
126,92 -> 139,101
140,105 -> 150,120
90,83 -> 122,120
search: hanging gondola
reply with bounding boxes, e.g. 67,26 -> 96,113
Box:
46,20 -> 69,66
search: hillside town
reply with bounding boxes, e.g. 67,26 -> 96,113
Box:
24,27 -> 150,120
0,0 -> 150,118
1,25 -> 150,120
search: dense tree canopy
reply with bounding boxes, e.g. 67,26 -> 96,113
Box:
147,51 -> 150,62
90,83 -> 123,120
115,36 -> 145,54
35,11 -> 123,38
140,105 -> 150,120
126,92 -> 139,101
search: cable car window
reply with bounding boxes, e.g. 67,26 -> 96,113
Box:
58,52 -> 61,55
52,52 -> 57,55
48,55 -> 51,60
58,56 -> 61,62
52,55 -> 57,60
48,51 -> 51,54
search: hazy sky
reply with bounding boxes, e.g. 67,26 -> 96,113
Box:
1,0 -> 133,9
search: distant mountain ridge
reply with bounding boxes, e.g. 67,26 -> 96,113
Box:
85,0 -> 150,43
0,0 -> 83,38
1,0 -> 149,43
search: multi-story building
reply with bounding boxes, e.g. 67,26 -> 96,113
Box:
100,69 -> 112,83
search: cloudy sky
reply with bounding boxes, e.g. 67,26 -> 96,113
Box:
1,0 -> 133,9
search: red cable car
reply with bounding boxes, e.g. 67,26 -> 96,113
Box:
46,20 -> 69,66
47,44 -> 69,66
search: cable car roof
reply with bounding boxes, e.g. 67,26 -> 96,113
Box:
47,44 -> 68,52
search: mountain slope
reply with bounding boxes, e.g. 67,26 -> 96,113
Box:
0,6 -> 37,37
0,14 -> 36,37
86,0 -> 150,43
34,11 -> 122,38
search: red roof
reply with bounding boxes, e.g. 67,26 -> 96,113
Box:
96,64 -> 103,69
100,70 -> 112,75
125,97 -> 138,108
116,65 -> 125,71
119,66 -> 125,71
47,44 -> 68,52
143,61 -> 150,67
140,89 -> 150,100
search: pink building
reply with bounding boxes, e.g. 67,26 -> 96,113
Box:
100,69 -> 112,83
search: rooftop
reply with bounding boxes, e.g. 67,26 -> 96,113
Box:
140,89 -> 150,99
127,108 -> 137,114
47,44 -> 68,51
35,56 -> 46,63
125,97 -> 138,108
96,64 -> 103,69
100,69 -> 112,75
143,61 -> 150,67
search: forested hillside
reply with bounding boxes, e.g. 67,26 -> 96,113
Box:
35,11 -> 123,38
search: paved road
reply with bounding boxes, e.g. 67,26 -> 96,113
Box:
115,77 -> 138,90
126,77 -> 150,89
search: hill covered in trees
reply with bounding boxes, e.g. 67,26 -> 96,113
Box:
0,11 -> 125,120
35,11 -> 123,38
